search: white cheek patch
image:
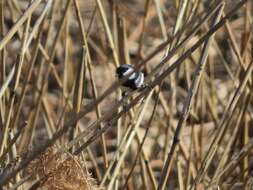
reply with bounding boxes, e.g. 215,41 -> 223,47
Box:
129,73 -> 136,80
123,67 -> 136,80
135,72 -> 144,88
122,67 -> 134,76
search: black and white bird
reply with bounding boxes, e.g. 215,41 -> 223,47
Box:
116,64 -> 145,91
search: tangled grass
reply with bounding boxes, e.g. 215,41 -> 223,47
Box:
0,0 -> 252,189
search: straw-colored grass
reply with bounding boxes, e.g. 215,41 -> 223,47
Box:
0,0 -> 252,189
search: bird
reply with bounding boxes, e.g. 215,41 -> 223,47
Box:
116,64 -> 145,91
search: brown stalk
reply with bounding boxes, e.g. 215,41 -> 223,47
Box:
0,1 -> 247,186
157,3 -> 224,190
0,0 -> 42,50
73,0 -> 109,168
191,59 -> 253,188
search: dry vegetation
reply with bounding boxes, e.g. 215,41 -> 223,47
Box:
0,0 -> 252,189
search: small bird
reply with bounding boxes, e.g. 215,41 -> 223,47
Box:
116,64 -> 144,91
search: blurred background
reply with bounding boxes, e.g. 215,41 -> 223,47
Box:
0,0 -> 252,189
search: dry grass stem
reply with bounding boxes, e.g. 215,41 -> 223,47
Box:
0,0 -> 252,189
